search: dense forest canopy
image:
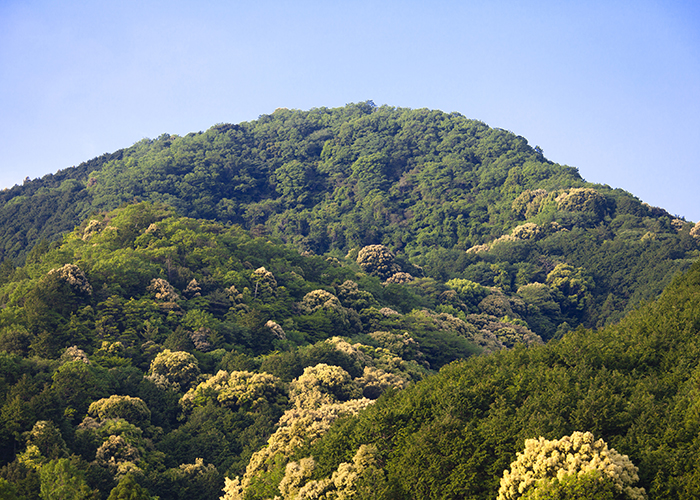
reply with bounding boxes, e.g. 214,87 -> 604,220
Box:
251,260 -> 700,499
0,102 -> 699,499
0,203 -> 532,499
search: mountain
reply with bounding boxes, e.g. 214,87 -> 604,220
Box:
1,103 -> 698,336
0,103 -> 698,499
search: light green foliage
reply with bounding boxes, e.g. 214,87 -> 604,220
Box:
146,349 -> 200,392
497,431 -> 645,500
546,263 -> 594,315
88,395 -> 151,428
446,278 -> 490,311
106,473 -> 153,500
517,283 -> 560,315
39,458 -> 95,500
520,470 -> 617,500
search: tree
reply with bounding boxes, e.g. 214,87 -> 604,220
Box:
88,396 -> 151,428
545,264 -> 594,317
356,245 -> 400,280
25,420 -> 69,461
445,278 -> 489,312
146,349 -> 200,392
521,470 -> 618,500
179,369 -> 286,413
274,160 -> 310,205
50,360 -> 112,421
39,458 -> 96,500
289,363 -> 360,409
0,478 -> 20,500
106,473 -> 153,500
497,431 -> 646,500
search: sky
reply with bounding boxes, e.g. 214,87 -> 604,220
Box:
1,0 -> 699,221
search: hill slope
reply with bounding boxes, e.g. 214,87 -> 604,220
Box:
235,259 -> 700,499
0,203 -> 487,499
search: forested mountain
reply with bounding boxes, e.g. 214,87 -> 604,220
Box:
2,103 -> 699,335
0,103 -> 699,498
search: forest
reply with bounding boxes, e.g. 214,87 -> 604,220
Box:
0,103 -> 699,499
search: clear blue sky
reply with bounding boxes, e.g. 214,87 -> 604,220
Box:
2,0 -> 699,221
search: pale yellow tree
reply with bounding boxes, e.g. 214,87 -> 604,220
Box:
277,444 -> 384,500
220,398 -> 373,500
147,278 -> 180,302
497,431 -> 646,500
88,395 -> 151,428
289,363 -> 361,409
180,369 -> 285,413
48,263 -> 93,294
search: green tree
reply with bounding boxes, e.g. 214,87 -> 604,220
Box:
0,478 -> 19,500
88,395 -> 151,428
39,458 -> 96,500
545,263 -> 594,317
521,470 -> 618,500
106,473 -> 153,500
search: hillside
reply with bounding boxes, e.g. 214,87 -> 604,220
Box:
0,203 -> 535,499
1,103 -> 698,337
234,259 -> 700,499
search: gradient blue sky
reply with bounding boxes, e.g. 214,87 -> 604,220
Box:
2,1 -> 699,221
